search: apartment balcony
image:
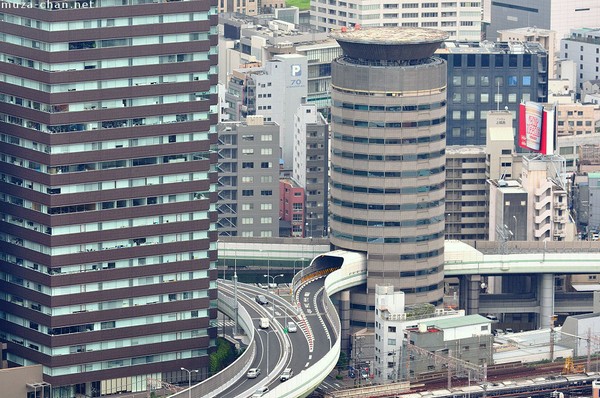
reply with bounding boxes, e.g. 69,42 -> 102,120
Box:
535,207 -> 552,224
534,222 -> 551,239
553,228 -> 566,238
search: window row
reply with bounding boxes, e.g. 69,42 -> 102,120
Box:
1,65 -> 214,92
0,11 -> 213,31
332,99 -> 446,112
2,151 -> 211,175
0,87 -> 211,114
0,231 -> 211,256
332,165 -> 445,179
1,52 -> 218,73
2,251 -> 212,277
332,115 -> 446,128
2,190 -> 216,216
2,32 -> 209,52
331,214 -> 443,228
332,149 -> 446,163
0,112 -> 212,134
331,197 -> 444,212
1,130 -> 212,155
2,171 -> 208,196
333,132 -> 445,145
330,230 -> 444,244
2,210 -> 208,236
332,181 -> 444,195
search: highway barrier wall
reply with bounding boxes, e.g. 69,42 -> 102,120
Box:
171,284 -> 256,398
266,250 -> 366,398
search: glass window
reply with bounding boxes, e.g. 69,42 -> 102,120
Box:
452,76 -> 462,86
466,76 -> 475,86
508,76 -> 517,86
466,111 -> 475,120
481,76 -> 489,86
452,111 -> 461,120
466,93 -> 475,103
495,55 -> 503,67
452,93 -> 461,103
522,76 -> 531,86
480,93 -> 489,103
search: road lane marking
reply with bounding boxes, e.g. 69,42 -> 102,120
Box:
305,362 -> 310,367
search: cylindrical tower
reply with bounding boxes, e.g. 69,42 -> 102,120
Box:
330,27 -> 448,325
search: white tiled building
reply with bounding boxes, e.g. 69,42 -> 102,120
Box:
310,0 -> 487,41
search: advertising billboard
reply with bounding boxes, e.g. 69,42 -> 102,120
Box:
518,102 -> 556,155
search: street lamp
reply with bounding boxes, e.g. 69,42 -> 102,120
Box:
257,329 -> 277,377
264,273 -> 284,317
180,367 -> 198,398
513,215 -> 518,241
293,258 -> 306,278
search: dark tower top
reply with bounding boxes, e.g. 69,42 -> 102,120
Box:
331,27 -> 448,62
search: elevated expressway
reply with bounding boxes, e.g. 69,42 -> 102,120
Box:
172,240 -> 600,397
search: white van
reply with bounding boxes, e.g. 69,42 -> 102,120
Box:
259,318 -> 269,329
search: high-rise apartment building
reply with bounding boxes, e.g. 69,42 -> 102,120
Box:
217,117 -> 280,237
0,1 -> 218,396
329,27 -> 447,327
436,41 -> 548,146
311,0 -> 487,41
293,103 -> 328,238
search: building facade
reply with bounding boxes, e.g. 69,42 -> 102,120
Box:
561,28 -> 600,93
436,41 -> 548,146
223,54 -> 308,168
487,0 -> 600,46
0,2 -> 219,396
279,178 -> 305,237
217,117 -> 280,237
311,0 -> 487,41
329,27 -> 448,328
293,103 -> 328,238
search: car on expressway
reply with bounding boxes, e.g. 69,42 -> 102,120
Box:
255,295 -> 269,305
259,318 -> 270,329
287,321 -> 297,333
247,368 -> 261,379
280,368 -> 294,382
252,386 -> 269,397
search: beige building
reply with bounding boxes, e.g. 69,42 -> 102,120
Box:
445,110 -> 521,241
0,365 -> 47,398
520,157 -> 573,242
556,102 -> 597,137
498,27 -> 557,78
218,0 -> 258,16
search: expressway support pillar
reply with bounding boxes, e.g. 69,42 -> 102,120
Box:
539,273 -> 555,329
340,290 -> 351,354
466,274 -> 481,315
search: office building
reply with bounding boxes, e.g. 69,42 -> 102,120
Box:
487,0 -> 600,45
217,117 -> 280,237
223,54 -> 308,168
0,2 -> 218,396
329,27 -> 448,328
436,40 -> 548,146
311,0 -> 488,41
293,103 -> 328,238
561,28 -> 600,93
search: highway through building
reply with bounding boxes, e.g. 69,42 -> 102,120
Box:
218,278 -> 337,398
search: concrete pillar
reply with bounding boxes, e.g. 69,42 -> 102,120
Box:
539,273 -> 555,329
467,275 -> 481,315
340,290 -> 351,354
458,276 -> 467,311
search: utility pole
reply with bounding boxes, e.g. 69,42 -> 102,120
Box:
549,315 -> 556,363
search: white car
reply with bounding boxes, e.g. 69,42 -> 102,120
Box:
252,386 -> 269,397
287,321 -> 297,333
259,318 -> 270,329
247,368 -> 261,379
280,368 -> 293,382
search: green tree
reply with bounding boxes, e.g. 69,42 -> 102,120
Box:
336,351 -> 348,375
